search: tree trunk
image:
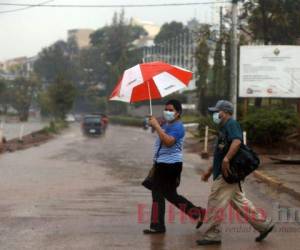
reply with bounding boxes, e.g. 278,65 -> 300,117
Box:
19,111 -> 29,122
198,86 -> 207,116
255,98 -> 262,108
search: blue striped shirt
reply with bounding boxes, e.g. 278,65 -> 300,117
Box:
153,121 -> 185,163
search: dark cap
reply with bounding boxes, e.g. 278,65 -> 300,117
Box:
208,100 -> 234,114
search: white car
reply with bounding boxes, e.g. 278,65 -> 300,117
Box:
65,114 -> 76,122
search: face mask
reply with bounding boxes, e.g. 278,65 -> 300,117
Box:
163,110 -> 176,122
213,112 -> 221,124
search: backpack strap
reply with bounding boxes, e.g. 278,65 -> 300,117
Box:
238,181 -> 243,192
154,141 -> 163,162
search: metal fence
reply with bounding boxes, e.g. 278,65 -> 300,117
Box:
142,30 -> 198,73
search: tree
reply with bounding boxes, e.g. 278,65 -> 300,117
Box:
242,0 -> 300,45
90,11 -> 146,68
240,0 -> 300,107
47,76 -> 76,120
79,47 -> 108,86
195,25 -> 211,115
34,40 -> 79,83
8,74 -> 41,121
84,87 -> 108,113
211,37 -> 224,97
37,90 -> 52,118
89,10 -> 147,114
34,10 -> 146,115
154,21 -> 187,44
224,34 -> 231,100
0,78 -> 10,114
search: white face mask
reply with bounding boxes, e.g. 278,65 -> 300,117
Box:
213,112 -> 221,124
163,110 -> 176,122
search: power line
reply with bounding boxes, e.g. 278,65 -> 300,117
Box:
0,0 -> 55,14
0,1 -> 230,9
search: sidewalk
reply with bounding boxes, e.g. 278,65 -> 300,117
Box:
184,133 -> 300,202
254,155 -> 300,201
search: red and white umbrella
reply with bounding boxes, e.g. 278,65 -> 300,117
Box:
109,61 -> 193,115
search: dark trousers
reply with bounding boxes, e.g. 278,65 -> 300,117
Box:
150,162 -> 203,230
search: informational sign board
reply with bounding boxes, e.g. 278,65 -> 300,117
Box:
239,46 -> 300,98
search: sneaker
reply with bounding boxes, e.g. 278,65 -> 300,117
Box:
255,225 -> 274,242
196,239 -> 221,246
143,228 -> 166,235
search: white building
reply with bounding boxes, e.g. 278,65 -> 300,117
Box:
130,18 -> 160,48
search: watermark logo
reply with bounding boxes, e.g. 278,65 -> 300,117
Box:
137,202 -> 300,225
137,203 -> 267,225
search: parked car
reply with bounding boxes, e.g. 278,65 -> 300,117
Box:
82,115 -> 102,136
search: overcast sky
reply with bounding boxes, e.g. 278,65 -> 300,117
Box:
0,0 -> 227,61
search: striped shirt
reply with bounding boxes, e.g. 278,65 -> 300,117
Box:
153,121 -> 185,163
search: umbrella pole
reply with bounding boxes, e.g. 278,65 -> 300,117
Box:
146,80 -> 153,116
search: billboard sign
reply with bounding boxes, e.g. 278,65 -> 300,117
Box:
239,46 -> 300,98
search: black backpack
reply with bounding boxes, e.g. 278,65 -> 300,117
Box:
221,131 -> 260,184
223,143 -> 260,184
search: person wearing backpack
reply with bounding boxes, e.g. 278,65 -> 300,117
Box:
196,100 -> 274,246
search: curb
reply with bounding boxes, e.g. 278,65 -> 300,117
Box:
253,170 -> 282,188
1,130 -> 54,154
253,170 -> 300,201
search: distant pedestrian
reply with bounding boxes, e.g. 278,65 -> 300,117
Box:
196,100 -> 274,246
101,114 -> 109,132
142,117 -> 149,130
143,99 -> 205,234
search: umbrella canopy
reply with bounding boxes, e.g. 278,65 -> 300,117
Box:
109,61 -> 193,104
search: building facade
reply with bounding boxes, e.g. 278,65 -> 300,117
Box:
67,29 -> 95,49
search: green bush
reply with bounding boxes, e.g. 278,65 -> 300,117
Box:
241,108 -> 300,145
197,115 -> 219,137
181,114 -> 200,124
42,120 -> 68,134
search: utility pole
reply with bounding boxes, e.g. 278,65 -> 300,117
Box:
220,6 -> 223,37
230,0 -> 238,119
167,39 -> 171,64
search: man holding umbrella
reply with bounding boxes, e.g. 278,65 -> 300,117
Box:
143,99 -> 206,234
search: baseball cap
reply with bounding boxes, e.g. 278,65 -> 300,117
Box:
208,100 -> 234,114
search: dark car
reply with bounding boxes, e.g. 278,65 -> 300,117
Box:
82,115 -> 102,136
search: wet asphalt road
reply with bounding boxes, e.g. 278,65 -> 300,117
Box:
0,124 -> 299,250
